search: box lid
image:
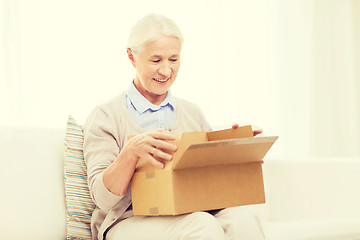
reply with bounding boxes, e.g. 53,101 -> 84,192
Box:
134,126 -> 277,172
171,136 -> 278,170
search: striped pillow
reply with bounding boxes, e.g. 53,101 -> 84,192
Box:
64,116 -> 95,239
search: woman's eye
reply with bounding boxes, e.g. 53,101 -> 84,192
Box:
152,60 -> 160,63
170,59 -> 178,62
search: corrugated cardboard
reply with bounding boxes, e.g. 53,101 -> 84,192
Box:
130,125 -> 278,216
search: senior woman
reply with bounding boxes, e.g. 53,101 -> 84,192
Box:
84,14 -> 265,240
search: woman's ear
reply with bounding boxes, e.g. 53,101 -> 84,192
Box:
127,48 -> 136,67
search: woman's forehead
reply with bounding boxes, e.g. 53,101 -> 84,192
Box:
142,36 -> 181,56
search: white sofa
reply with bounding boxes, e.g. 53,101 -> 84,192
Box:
1,126 -> 360,240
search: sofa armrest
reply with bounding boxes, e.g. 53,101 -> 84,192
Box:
0,126 -> 67,239
262,157 -> 360,221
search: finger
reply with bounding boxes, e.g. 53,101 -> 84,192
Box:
150,139 -> 178,153
127,133 -> 176,162
148,130 -> 176,141
253,129 -> 263,136
150,147 -> 173,161
149,140 -> 177,161
146,153 -> 165,168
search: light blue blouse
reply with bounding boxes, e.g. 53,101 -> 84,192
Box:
125,82 -> 177,130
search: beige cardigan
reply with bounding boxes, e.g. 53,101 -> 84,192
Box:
83,93 -> 211,240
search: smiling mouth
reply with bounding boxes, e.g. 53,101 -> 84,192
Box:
153,77 -> 170,83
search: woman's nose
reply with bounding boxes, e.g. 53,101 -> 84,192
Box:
158,62 -> 172,77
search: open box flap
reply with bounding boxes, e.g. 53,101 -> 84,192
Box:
207,125 -> 253,141
171,136 -> 278,170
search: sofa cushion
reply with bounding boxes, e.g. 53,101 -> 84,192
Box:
262,218 -> 360,240
64,116 -> 95,239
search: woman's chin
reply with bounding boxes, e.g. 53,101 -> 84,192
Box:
151,81 -> 173,93
151,90 -> 168,97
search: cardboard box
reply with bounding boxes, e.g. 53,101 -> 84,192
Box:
130,125 -> 278,216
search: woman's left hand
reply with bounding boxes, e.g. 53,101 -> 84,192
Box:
232,123 -> 263,137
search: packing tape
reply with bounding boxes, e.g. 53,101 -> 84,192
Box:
146,171 -> 155,179
149,207 -> 159,215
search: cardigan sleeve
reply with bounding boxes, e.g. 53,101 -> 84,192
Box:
83,106 -> 124,211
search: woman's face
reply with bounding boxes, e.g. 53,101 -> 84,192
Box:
129,35 -> 181,105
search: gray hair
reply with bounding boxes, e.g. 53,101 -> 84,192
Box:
127,14 -> 184,56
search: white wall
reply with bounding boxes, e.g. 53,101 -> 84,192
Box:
1,0 -> 359,158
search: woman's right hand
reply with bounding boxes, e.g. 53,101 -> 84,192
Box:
124,129 -> 178,168
103,129 -> 177,196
